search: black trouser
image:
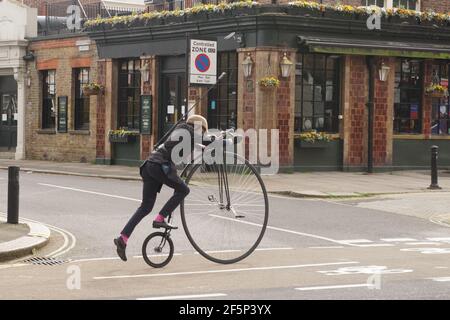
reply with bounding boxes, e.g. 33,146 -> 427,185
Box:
121,161 -> 190,238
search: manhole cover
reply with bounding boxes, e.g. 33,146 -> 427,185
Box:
22,257 -> 67,266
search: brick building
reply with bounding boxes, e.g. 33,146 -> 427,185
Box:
25,35 -> 99,162
18,0 -> 450,171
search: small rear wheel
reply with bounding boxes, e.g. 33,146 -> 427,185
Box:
142,232 -> 174,268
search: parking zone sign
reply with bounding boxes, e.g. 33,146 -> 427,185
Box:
189,39 -> 217,85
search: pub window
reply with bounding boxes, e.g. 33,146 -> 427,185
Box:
393,0 -> 418,10
208,52 -> 238,130
42,70 -> 56,129
295,53 -> 341,133
73,68 -> 90,130
118,59 -> 141,130
361,0 -> 385,7
394,59 -> 423,134
431,62 -> 450,135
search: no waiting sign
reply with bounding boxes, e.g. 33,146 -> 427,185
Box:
189,39 -> 217,85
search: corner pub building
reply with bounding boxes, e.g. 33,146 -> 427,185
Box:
24,0 -> 450,171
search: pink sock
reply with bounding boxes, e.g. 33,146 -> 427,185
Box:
120,234 -> 129,245
154,214 -> 165,222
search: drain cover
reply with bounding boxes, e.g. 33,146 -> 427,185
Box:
22,257 -> 67,266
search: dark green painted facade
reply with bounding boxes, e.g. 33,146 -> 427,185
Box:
393,139 -> 450,170
293,139 -> 343,172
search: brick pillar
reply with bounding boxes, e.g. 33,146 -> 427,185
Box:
343,55 -> 368,171
140,56 -> 155,160
96,59 -> 107,163
373,57 -> 395,167
238,47 -> 295,168
422,60 -> 433,138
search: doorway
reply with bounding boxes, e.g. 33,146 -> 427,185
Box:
0,93 -> 18,150
159,73 -> 186,139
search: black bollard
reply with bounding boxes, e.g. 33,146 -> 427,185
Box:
428,146 -> 441,190
7,166 -> 20,224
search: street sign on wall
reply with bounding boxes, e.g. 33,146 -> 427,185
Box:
189,39 -> 217,85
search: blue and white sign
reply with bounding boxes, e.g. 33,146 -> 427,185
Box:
190,39 -> 217,85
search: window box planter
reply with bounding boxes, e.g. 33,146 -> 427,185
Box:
186,12 -> 209,22
388,15 -> 419,25
324,10 -> 358,21
286,6 -> 324,18
163,15 -> 186,25
82,87 -> 102,96
298,140 -> 330,148
109,134 -> 138,144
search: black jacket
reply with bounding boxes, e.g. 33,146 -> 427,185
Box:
147,122 -> 207,165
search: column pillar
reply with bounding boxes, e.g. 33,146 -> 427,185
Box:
14,67 -> 26,160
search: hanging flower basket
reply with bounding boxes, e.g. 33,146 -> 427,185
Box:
425,84 -> 449,98
258,76 -> 280,91
83,83 -> 104,96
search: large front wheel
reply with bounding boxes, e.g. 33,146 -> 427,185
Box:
180,153 -> 269,264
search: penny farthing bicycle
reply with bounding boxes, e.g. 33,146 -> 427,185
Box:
142,129 -> 269,268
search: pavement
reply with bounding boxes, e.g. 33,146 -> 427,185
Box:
0,218 -> 50,262
0,159 -> 449,198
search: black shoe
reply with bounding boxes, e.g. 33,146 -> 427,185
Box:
114,237 -> 127,261
152,220 -> 178,230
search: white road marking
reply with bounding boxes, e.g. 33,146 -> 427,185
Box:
309,246 -> 345,249
137,293 -> 227,300
295,284 -> 374,291
208,214 -> 359,247
72,254 -> 183,263
38,183 -> 141,202
339,239 -> 373,244
380,238 -> 417,242
427,237 -> 450,242
318,265 -> 413,276
355,244 -> 394,247
255,247 -> 293,251
93,261 -> 359,280
429,277 -> 450,282
405,242 -> 442,246
401,248 -> 450,254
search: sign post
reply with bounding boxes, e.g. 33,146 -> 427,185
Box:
189,39 -> 217,85
57,96 -> 68,133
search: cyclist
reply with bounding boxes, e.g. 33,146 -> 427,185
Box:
114,114 -> 209,261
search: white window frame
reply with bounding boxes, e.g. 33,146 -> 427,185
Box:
388,0 -> 421,11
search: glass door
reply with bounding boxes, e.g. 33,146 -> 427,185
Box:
0,93 -> 18,150
160,73 -> 186,139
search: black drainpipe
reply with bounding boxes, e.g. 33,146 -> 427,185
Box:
366,56 -> 375,174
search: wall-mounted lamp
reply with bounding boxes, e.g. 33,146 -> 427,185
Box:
141,60 -> 150,83
280,52 -> 293,78
242,53 -> 253,79
23,52 -> 35,62
379,61 -> 390,82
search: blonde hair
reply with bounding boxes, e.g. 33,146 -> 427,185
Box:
186,114 -> 208,131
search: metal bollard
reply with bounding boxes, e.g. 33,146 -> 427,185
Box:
428,146 -> 441,190
7,166 -> 20,224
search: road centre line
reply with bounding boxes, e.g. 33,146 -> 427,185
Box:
209,214 -> 359,247
295,284 -> 374,291
429,277 -> 450,282
38,183 -> 141,202
137,293 -> 227,300
93,261 -> 359,280
380,238 -> 417,242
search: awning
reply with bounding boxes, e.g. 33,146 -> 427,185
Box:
298,35 -> 450,60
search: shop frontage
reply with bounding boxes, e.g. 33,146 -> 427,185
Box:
0,0 -> 37,159
82,2 -> 450,171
